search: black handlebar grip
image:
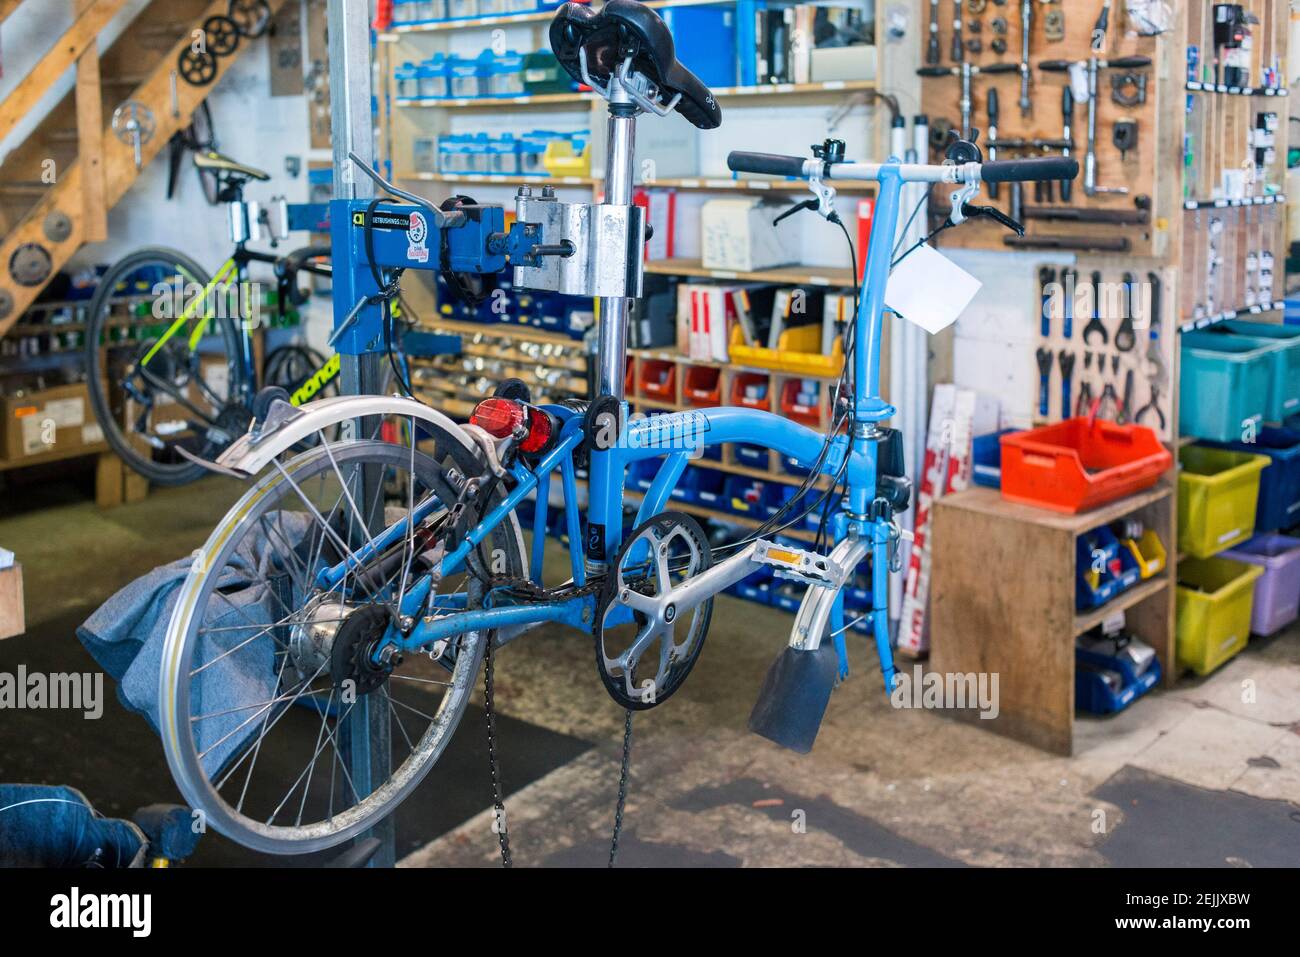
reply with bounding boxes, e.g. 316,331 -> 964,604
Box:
726,152 -> 810,177
1038,60 -> 1071,72
916,66 -> 953,77
1108,56 -> 1154,69
978,63 -> 1021,74
983,157 -> 1081,183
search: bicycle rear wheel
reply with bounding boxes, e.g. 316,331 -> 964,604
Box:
84,247 -> 249,486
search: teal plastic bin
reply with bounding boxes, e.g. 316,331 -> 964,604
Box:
1208,320 -> 1300,420
1180,331 -> 1274,441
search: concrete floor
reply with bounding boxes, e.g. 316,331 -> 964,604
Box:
3,470 -> 1299,867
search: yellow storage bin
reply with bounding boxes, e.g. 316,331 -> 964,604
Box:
1176,556 -> 1262,675
1177,445 -> 1269,558
541,139 -> 591,178
728,325 -> 844,378
1122,529 -> 1167,579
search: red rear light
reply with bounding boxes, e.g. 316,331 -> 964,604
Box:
470,397 -> 524,438
470,397 -> 557,455
520,406 -> 554,454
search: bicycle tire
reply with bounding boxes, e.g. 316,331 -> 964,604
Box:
84,247 -> 248,487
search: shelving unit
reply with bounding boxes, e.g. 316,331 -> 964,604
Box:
931,482 -> 1176,756
380,0 -> 888,565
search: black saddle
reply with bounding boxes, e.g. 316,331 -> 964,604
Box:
549,0 -> 722,130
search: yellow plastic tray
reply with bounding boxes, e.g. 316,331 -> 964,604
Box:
1122,529 -> 1167,579
728,325 -> 844,378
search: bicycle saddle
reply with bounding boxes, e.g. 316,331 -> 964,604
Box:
549,0 -> 721,130
193,149 -> 270,181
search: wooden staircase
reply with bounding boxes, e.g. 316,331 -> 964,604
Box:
0,0 -> 285,337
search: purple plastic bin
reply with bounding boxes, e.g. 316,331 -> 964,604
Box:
1220,533 -> 1300,636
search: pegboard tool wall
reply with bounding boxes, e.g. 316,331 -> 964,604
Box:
918,0 -> 1174,258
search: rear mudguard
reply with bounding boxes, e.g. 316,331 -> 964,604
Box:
209,393 -> 527,561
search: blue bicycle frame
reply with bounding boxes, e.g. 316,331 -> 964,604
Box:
318,162 -> 934,698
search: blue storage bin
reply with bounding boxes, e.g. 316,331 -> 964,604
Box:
729,568 -> 773,604
1209,320 -> 1300,420
1076,525 -> 1139,611
394,61 -> 420,99
1180,331 -> 1273,441
723,475 -> 766,517
763,483 -> 798,520
782,454 -> 811,477
972,429 -> 1015,489
1203,426 -> 1300,531
770,583 -> 804,613
659,6 -> 737,88
734,443 -> 770,469
693,468 -> 727,508
1075,641 -> 1162,714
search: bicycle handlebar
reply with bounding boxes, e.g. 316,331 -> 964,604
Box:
726,151 -> 1079,185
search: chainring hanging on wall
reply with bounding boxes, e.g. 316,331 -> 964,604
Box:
202,14 -> 241,56
228,0 -> 272,38
9,244 -> 53,287
177,47 -> 218,86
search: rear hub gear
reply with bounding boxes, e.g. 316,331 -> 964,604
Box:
595,511 -> 713,710
329,604 -> 396,696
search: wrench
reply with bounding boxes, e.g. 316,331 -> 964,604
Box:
1082,270 -> 1108,345
1115,272 -> 1137,352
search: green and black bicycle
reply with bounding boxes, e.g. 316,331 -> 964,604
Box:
83,149 -> 338,486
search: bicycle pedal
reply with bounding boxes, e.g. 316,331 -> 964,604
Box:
754,540 -> 843,588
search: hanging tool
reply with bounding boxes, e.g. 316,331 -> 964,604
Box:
951,0 -> 966,63
1137,270 -> 1169,430
917,61 -> 1018,142
1043,1 -> 1065,42
1059,350 -> 1076,419
1095,383 -> 1122,422
1061,267 -> 1077,338
1076,380 -> 1095,418
1022,205 -> 1149,225
1036,347 -> 1053,417
1004,234 -> 1131,252
987,88 -> 1002,200
927,0 -> 942,65
1060,87 -> 1075,202
1118,368 -> 1135,424
1017,0 -> 1033,117
1040,266 -> 1056,337
1113,119 -> 1139,161
1039,55 -> 1153,197
1083,270 -> 1108,345
1092,0 -> 1114,52
1115,272 -> 1137,352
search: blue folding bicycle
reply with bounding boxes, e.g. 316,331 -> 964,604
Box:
158,1 -> 1077,856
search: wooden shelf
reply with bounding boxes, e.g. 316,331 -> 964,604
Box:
938,482 -> 1174,534
380,0 -> 725,36
422,317 -> 583,348
644,257 -> 857,288
1073,575 -> 1171,636
394,92 -> 590,109
638,176 -> 875,194
397,171 -> 595,187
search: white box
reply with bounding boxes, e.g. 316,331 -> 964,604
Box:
700,198 -> 792,273
811,45 -> 878,83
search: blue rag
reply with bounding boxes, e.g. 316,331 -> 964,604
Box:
77,512 -> 313,775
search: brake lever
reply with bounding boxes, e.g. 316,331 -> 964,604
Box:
961,203 -> 1026,237
774,198 -> 819,227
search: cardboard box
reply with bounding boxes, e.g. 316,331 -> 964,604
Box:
701,198 -> 793,273
0,564 -> 24,640
1,383 -> 105,464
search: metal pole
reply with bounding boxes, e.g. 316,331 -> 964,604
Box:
327,0 -> 394,869
595,86 -> 638,399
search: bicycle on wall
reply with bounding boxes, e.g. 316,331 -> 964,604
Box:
83,150 -> 337,487
151,1 -> 1076,858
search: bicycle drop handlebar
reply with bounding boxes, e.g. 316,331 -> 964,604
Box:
726,151 -> 1080,185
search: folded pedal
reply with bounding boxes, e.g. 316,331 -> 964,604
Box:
754,540 -> 846,589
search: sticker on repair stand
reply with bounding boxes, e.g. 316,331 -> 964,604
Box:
885,243 -> 981,335
407,211 -> 429,263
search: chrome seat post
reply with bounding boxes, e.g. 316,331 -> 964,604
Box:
596,78 -> 640,401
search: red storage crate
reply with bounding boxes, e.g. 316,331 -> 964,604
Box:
780,378 -> 821,427
730,371 -> 770,411
999,418 -> 1173,514
639,359 -> 675,401
683,365 -> 722,407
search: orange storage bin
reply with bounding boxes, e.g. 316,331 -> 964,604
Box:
730,371 -> 770,411
999,418 -> 1173,514
780,378 -> 822,427
683,365 -> 722,407
639,359 -> 675,401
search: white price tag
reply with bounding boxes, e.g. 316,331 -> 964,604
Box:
885,243 -> 982,335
